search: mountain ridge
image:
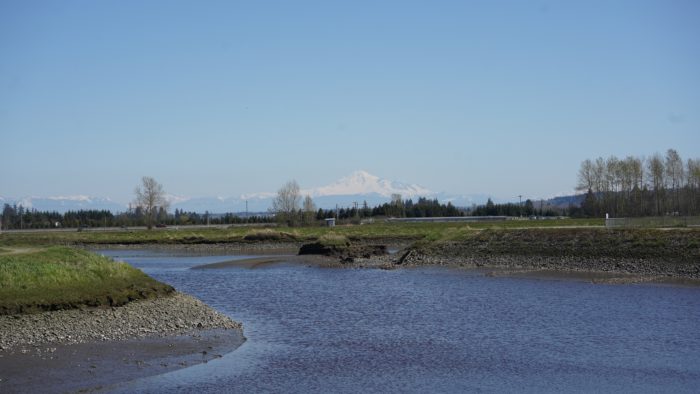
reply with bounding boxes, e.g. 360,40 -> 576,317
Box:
2,171 -> 565,213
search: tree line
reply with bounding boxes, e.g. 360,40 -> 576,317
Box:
573,148 -> 700,218
0,204 -> 273,230
0,206 -> 115,229
311,196 -> 463,222
269,181 -> 466,226
466,198 -> 561,217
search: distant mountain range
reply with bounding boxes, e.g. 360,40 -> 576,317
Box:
0,195 -> 126,213
1,171 -> 578,214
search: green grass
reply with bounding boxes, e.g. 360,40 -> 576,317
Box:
0,246 -> 173,315
0,221 -> 693,315
0,218 -> 604,247
415,227 -> 700,262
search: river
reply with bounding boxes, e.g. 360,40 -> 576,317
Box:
99,249 -> 700,393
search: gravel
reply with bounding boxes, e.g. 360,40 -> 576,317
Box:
0,292 -> 242,352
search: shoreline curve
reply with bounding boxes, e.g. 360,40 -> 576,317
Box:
0,292 -> 245,393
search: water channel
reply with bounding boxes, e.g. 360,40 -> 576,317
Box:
99,249 -> 700,393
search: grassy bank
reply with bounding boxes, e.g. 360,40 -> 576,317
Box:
0,247 -> 174,315
414,228 -> 700,263
1,221 -> 696,293
0,218 -> 603,247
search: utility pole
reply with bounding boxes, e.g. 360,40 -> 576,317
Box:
518,195 -> 523,218
245,200 -> 248,219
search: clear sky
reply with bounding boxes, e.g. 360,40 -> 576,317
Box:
1,0 -> 698,203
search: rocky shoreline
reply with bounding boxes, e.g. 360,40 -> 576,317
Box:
292,229 -> 700,282
398,249 -> 700,278
394,228 -> 700,279
0,292 -> 241,352
0,292 -> 244,392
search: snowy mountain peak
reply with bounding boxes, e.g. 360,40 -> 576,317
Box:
2,195 -> 126,212
164,194 -> 191,205
46,195 -> 94,202
1,171 -> 480,214
311,170 -> 433,198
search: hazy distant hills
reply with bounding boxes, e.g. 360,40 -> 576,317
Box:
546,194 -> 585,209
2,171 -> 577,214
0,195 -> 126,213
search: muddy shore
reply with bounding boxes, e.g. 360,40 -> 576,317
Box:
99,229 -> 700,280
397,249 -> 700,278
0,293 -> 244,393
395,228 -> 700,279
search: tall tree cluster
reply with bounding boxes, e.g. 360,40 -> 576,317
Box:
575,149 -> 700,217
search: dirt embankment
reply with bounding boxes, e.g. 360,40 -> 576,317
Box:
398,228 -> 700,278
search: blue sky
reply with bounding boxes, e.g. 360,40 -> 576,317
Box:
1,0 -> 698,203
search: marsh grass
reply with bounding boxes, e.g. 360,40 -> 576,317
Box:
422,227 -> 700,261
0,246 -> 173,315
317,233 -> 350,247
242,229 -> 299,241
0,218 -> 605,248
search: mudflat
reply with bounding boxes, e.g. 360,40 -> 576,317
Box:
0,328 -> 244,393
0,292 -> 244,393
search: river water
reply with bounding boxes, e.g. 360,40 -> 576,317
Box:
100,249 -> 700,393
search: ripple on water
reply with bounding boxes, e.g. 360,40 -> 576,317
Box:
101,250 -> 700,393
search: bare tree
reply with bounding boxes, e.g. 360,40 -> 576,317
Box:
647,154 -> 665,215
593,157 -> 606,195
605,156 -> 621,215
687,159 -> 700,213
271,180 -> 301,226
665,149 -> 684,213
626,155 -> 644,215
575,149 -> 700,217
134,176 -> 168,230
302,195 -> 316,225
576,159 -> 595,192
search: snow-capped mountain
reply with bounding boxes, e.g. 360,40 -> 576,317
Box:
307,170 -> 433,198
1,195 -> 126,213
302,170 -> 492,208
1,171 -> 496,213
168,171 -> 437,212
